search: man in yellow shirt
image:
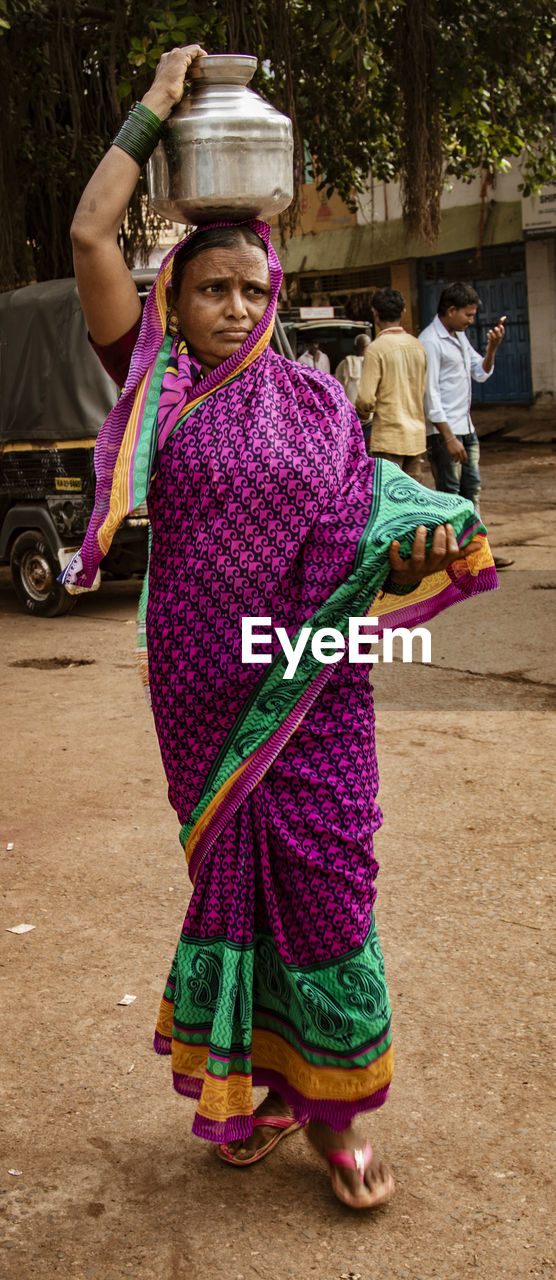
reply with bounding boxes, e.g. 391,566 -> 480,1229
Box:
355,288 -> 427,480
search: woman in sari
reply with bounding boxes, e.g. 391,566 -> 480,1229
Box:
66,46 -> 498,1210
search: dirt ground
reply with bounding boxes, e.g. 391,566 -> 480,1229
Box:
1,441 -> 554,1280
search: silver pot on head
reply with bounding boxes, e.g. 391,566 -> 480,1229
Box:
147,54 -> 294,226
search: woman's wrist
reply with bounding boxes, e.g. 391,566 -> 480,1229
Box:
384,574 -> 421,595
141,88 -> 174,122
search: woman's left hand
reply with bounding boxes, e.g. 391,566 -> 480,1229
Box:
388,523 -> 482,588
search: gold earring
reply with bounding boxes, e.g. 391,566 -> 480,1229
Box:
168,310 -> 180,337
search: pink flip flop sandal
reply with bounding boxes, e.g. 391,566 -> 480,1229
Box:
217,1115 -> 305,1166
326,1141 -> 395,1209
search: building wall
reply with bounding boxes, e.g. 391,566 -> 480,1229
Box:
525,238 -> 556,400
275,200 -> 523,276
355,168 -> 522,225
389,261 -> 415,332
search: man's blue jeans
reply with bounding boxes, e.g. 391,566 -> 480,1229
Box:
426,431 -> 481,511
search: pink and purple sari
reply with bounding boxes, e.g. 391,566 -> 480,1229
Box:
64,222 -> 498,1143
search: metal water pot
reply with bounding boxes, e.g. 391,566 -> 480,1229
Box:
147,54 -> 294,225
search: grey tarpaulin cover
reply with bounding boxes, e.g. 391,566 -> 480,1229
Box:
0,278 -> 118,444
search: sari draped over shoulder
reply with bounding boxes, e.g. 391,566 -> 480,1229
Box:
64,222 -> 498,1142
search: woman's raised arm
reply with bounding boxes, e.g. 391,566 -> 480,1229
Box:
70,44 -> 206,345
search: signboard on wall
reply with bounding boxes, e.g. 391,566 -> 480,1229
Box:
521,181 -> 556,235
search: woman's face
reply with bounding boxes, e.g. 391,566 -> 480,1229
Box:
172,242 -> 271,373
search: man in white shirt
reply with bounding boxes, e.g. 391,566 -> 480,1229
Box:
420,284 -> 513,569
298,339 -> 330,373
334,333 -> 371,403
419,282 -> 505,505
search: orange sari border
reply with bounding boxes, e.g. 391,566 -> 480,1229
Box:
156,999 -> 394,1122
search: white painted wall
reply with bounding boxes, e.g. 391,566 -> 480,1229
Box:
356,166 -> 522,226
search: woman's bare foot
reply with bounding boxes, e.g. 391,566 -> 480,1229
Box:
307,1120 -> 395,1209
219,1091 -> 297,1163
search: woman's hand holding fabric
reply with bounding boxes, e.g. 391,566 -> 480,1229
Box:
388,524 -> 483,588
142,44 -> 208,120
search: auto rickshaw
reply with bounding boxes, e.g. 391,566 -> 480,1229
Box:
0,277 -> 149,616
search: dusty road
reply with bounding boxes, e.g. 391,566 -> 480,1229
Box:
1,442 -> 554,1280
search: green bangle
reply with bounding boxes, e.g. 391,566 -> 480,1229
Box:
112,102 -> 164,167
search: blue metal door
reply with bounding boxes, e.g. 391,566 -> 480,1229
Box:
418,254 -> 533,404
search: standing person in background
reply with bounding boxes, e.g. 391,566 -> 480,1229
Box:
334,333 -> 371,404
418,282 -> 513,568
297,338 -> 330,372
355,288 -> 427,480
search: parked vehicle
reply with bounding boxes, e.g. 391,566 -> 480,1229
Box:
0,277 -> 149,616
278,306 -> 373,372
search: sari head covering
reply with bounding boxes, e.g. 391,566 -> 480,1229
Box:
61,219 -> 282,591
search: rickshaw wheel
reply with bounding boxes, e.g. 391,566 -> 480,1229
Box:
10,530 -> 73,617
